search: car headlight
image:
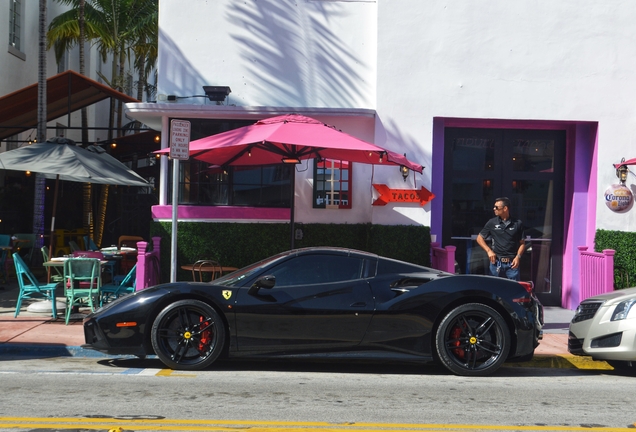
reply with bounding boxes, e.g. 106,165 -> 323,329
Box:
611,299 -> 636,321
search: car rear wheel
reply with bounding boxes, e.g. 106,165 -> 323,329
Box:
435,303 -> 510,376
151,299 -> 225,370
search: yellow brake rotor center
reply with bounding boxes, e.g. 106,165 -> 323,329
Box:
183,331 -> 192,339
469,336 -> 477,344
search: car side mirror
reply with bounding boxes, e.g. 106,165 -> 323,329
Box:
248,275 -> 276,295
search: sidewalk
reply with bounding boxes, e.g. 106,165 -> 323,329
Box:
0,276 -> 613,370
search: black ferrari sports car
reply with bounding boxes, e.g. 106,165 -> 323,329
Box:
83,247 -> 543,376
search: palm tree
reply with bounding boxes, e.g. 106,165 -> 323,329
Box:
47,0 -> 158,245
47,0 -> 158,138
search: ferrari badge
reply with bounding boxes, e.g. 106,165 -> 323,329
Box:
222,290 -> 232,300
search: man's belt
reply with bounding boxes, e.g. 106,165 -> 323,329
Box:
498,257 -> 515,263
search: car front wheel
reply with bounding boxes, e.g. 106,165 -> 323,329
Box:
151,299 -> 225,370
435,303 -> 510,376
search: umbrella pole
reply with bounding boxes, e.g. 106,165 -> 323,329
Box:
290,168 -> 296,250
48,175 -> 59,258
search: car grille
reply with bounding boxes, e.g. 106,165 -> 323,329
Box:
572,301 -> 603,323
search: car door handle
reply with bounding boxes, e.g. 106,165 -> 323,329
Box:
350,302 -> 367,307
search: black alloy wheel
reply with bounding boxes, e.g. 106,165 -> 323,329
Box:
435,303 -> 511,376
151,299 -> 226,370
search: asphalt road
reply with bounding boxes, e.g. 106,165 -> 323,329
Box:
0,357 -> 634,432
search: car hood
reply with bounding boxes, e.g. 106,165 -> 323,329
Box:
583,286 -> 636,303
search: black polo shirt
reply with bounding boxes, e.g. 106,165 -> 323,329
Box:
479,216 -> 525,258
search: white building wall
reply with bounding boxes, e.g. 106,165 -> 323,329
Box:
377,0 -> 636,232
154,0 -> 636,231
157,0 -> 409,226
158,0 -> 377,108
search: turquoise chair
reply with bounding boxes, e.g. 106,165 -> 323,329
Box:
41,246 -> 64,283
83,236 -> 99,251
13,253 -> 60,319
100,264 -> 136,307
63,258 -> 101,325
68,240 -> 81,252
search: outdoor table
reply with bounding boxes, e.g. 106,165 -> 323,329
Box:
180,264 -> 238,281
100,246 -> 137,257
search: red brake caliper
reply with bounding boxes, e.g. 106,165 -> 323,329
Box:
451,326 -> 465,359
199,316 -> 211,351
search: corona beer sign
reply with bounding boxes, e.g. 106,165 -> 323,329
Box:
605,183 -> 633,212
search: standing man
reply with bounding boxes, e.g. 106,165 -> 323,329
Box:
476,197 -> 526,280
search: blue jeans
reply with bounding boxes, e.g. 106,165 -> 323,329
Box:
489,260 -> 520,281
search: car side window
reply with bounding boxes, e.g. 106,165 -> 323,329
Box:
268,254 -> 364,287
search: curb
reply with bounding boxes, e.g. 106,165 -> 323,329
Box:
0,344 -> 115,358
0,344 -> 614,370
507,354 -> 613,370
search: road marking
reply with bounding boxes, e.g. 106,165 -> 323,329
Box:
0,417 -> 633,432
155,368 -> 197,377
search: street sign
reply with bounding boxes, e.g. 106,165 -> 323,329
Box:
169,119 -> 191,160
372,184 -> 436,206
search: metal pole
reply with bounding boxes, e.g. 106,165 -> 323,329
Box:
290,167 -> 295,250
171,158 -> 179,282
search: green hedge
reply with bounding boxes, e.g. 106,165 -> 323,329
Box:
595,229 -> 636,289
150,222 -> 431,282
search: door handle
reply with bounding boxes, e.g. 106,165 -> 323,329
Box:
350,302 -> 367,307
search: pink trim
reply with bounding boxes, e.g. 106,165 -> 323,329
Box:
136,237 -> 162,290
430,242 -> 456,273
152,205 -> 290,221
578,246 -> 615,301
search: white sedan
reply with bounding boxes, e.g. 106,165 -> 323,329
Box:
569,286 -> 636,373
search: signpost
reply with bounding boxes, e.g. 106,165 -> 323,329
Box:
170,120 -> 191,161
169,120 -> 190,282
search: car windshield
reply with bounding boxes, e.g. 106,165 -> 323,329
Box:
213,251 -> 291,287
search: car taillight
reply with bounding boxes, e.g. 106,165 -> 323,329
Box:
518,281 -> 534,293
513,281 -> 534,304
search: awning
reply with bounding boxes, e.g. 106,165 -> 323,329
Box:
0,70 -> 139,141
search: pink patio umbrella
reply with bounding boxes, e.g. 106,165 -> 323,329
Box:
158,114 -> 423,249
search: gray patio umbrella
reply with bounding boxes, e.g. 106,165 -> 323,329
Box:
0,137 -> 149,253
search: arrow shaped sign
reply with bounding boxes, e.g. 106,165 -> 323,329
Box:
372,184 -> 436,206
